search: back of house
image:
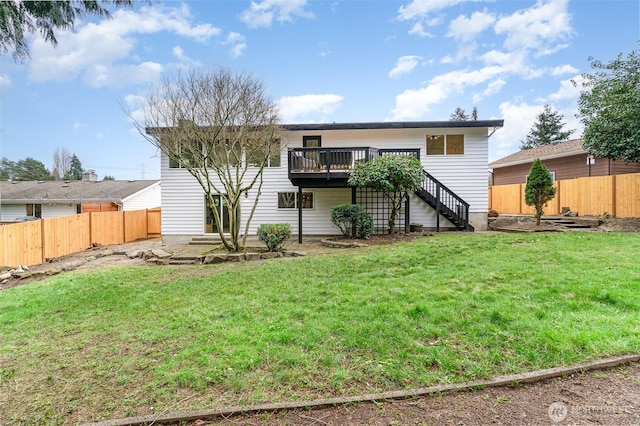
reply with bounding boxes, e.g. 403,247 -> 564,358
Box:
159,120 -> 504,243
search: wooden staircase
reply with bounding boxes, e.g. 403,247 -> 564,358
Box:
414,169 -> 474,231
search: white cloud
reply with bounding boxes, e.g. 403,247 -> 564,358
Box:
240,0 -> 313,29
278,94 -> 343,122
495,0 -> 573,54
492,101 -> 543,159
408,22 -> 433,37
547,74 -> 584,101
473,79 -> 506,103
389,55 -> 422,78
82,62 -> 163,88
389,66 -> 505,120
172,46 -> 202,70
222,32 -> 247,58
28,4 -> 219,87
123,94 -> 147,123
230,43 -> 247,58
551,64 -> 578,76
397,0 -> 480,21
441,41 -> 478,64
109,4 -> 220,42
491,96 -> 582,161
448,10 -> 495,42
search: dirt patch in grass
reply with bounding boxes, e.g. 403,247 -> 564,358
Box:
186,362 -> 640,425
600,217 -> 640,232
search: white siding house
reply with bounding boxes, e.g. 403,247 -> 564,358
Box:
158,120 -> 503,243
0,180 -> 161,221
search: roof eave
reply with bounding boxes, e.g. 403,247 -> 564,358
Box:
282,120 -> 504,131
490,148 -> 588,169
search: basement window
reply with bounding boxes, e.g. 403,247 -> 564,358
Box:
277,192 -> 314,209
426,134 -> 464,155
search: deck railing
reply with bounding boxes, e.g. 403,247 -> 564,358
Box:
288,147 -> 380,179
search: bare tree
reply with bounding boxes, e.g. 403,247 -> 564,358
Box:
131,68 -> 284,252
52,147 -> 72,180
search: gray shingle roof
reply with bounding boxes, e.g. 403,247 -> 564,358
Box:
489,139 -> 586,168
0,180 -> 159,203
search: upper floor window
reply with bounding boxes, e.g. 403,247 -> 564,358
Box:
168,140 -> 246,168
246,140 -> 281,168
169,144 -> 197,168
303,135 -> 321,148
426,134 -> 464,155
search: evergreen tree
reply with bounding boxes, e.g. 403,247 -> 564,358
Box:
520,104 -> 574,150
66,154 -> 83,180
471,106 -> 478,121
449,106 -> 469,121
0,157 -> 17,180
6,157 -> 54,181
525,159 -> 556,225
102,175 -> 115,180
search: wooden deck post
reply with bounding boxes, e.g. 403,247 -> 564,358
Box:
351,187 -> 356,238
298,186 -> 303,244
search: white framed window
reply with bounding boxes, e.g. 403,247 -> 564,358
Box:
525,171 -> 556,182
426,134 -> 464,155
247,140 -> 281,168
26,203 -> 42,218
277,192 -> 314,209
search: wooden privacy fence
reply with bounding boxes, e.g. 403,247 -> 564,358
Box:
489,172 -> 640,217
0,208 -> 161,267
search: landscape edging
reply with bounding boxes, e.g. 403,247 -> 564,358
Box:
81,354 -> 640,426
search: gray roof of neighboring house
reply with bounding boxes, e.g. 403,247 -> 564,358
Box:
489,139 -> 586,169
0,180 -> 160,203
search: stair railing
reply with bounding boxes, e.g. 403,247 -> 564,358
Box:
418,170 -> 473,231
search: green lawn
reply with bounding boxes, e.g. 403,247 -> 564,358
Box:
1,232 -> 639,424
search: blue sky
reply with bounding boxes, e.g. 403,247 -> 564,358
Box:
1,0 -> 639,180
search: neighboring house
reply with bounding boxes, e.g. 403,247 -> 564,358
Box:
158,120 -> 503,243
0,179 -> 161,221
489,139 -> 640,186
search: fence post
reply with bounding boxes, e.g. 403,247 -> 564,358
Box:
40,218 -> 45,264
519,184 -> 523,214
555,180 -> 560,215
611,175 -> 617,217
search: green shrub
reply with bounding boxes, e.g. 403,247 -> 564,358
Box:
330,204 -> 373,239
257,223 -> 292,252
